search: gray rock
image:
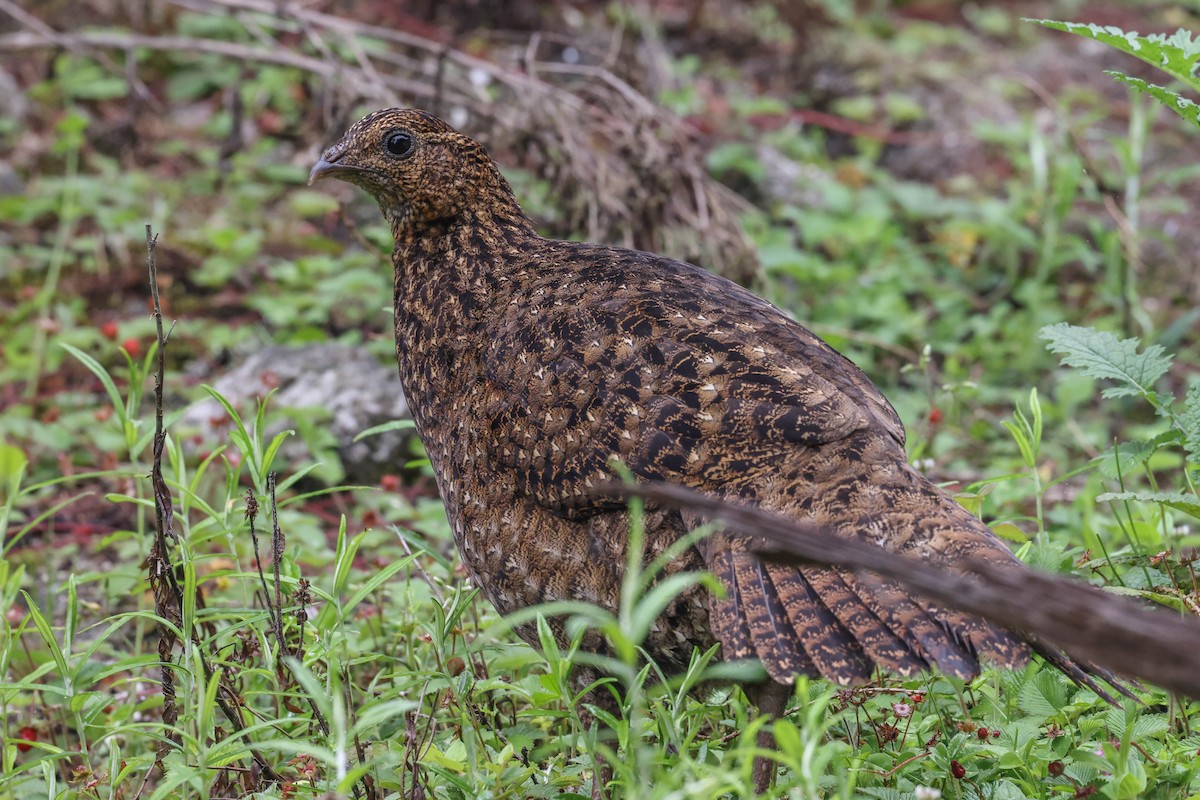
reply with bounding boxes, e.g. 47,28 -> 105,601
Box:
181,344 -> 412,483
0,68 -> 28,126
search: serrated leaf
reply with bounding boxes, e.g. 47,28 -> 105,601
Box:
1095,491 -> 1200,520
992,780 -> 1028,800
1028,20 -> 1200,92
854,788 -> 903,800
1109,73 -> 1200,132
1040,323 -> 1172,399
1093,432 -> 1181,479
1104,585 -> 1193,614
1132,713 -> 1170,739
1181,380 -> 1200,465
1018,669 -> 1068,718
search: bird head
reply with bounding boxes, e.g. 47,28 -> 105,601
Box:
309,108 -> 505,231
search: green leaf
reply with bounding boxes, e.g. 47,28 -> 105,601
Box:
1093,432 -> 1180,479
353,419 -> 416,442
1104,582 -> 1200,614
1027,21 -> 1200,92
1109,73 -> 1200,132
21,593 -> 71,693
1040,323 -> 1172,400
628,572 -> 710,645
288,190 -> 342,218
0,442 -> 28,497
1180,380 -> 1200,465
61,343 -> 127,425
1017,669 -> 1068,718
1131,713 -> 1170,739
1095,491 -> 1200,520
337,553 -> 418,625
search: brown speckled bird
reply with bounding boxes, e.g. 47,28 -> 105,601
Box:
309,109 -> 1087,790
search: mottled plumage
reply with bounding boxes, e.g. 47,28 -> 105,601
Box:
311,108 -> 1039,785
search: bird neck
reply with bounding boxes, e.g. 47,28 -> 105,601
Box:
390,165 -> 539,302
388,183 -> 540,415
387,159 -> 536,246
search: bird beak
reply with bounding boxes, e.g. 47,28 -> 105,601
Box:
309,141 -> 359,185
308,155 -> 339,186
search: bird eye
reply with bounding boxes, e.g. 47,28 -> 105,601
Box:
385,131 -> 415,158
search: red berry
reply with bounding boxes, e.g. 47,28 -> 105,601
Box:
928,407 -> 943,424
121,337 -> 141,358
100,321 -> 119,341
380,473 -> 401,492
16,726 -> 36,752
1048,760 -> 1064,777
950,760 -> 966,779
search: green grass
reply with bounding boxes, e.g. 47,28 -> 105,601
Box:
2,3 -> 1200,798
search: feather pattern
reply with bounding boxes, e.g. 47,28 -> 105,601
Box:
312,106 -> 1102,707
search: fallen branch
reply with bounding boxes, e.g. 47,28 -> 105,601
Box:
0,1 -> 759,286
610,481 -> 1200,699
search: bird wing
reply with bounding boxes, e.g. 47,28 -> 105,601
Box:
479,246 -> 1027,685
480,247 -> 904,516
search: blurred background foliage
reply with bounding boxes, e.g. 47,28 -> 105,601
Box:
1,1 -> 1199,798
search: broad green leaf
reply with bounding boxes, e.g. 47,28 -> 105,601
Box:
1132,713 -> 1170,739
1017,669 -> 1068,718
1106,585 -> 1194,614
1095,491 -> 1200,520
1028,21 -> 1200,92
1109,73 -> 1200,132
1040,323 -> 1172,400
1093,432 -> 1180,479
1181,380 -> 1200,465
0,442 -> 27,496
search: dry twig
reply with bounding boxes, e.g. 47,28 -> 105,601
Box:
143,224 -> 282,787
612,481 -> 1200,699
0,0 -> 759,284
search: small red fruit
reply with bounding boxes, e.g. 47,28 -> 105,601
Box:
100,321 -> 119,340
121,337 -> 141,358
1048,760 -> 1064,777
950,760 -> 966,779
928,407 -> 943,424
16,726 -> 36,752
380,473 -> 401,492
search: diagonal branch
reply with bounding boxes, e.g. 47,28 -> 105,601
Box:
610,480 -> 1200,699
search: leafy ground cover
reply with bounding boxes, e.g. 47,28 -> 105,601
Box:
1,1 -> 1199,798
